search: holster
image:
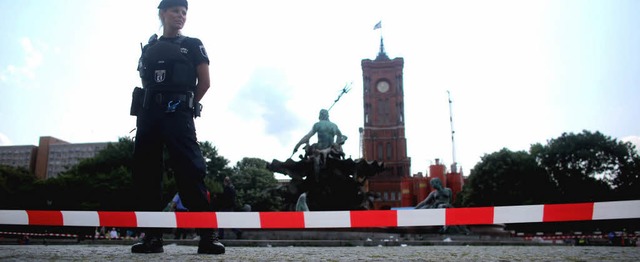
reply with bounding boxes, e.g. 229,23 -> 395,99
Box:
133,87 -> 201,118
194,102 -> 203,118
130,87 -> 144,116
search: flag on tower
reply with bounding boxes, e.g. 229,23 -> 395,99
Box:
373,21 -> 382,30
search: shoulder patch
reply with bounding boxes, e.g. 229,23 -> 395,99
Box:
147,34 -> 158,44
199,45 -> 208,58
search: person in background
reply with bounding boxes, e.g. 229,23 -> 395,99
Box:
171,193 -> 192,239
109,228 -> 119,240
218,176 -> 242,239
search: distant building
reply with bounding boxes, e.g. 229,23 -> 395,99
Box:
46,141 -> 109,178
404,159 -> 466,207
0,136 -> 109,179
0,145 -> 37,172
360,38 -> 465,209
361,38 -> 411,210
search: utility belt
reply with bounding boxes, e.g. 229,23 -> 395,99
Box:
130,86 -> 202,117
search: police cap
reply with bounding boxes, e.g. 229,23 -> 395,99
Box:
158,0 -> 188,10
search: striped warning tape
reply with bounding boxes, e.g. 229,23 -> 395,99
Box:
523,235 -> 605,240
0,231 -> 126,240
0,231 -> 79,238
0,200 -> 638,229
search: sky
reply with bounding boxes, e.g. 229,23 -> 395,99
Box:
1,0 -> 639,179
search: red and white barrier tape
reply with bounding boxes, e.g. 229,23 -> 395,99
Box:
0,200 -> 638,229
0,231 -> 127,240
0,231 -> 79,238
523,235 -> 604,240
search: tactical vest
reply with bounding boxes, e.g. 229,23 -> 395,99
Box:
140,36 -> 197,91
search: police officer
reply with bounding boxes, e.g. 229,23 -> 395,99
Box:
131,0 -> 224,255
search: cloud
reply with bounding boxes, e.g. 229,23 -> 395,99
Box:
230,67 -> 303,144
1,37 -> 44,84
0,133 -> 12,146
622,136 -> 640,153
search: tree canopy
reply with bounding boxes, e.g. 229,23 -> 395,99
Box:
230,157 -> 283,211
0,165 -> 38,209
460,130 -> 640,207
3,137 -> 234,211
40,137 -> 136,210
532,130 -> 640,202
460,148 -> 558,207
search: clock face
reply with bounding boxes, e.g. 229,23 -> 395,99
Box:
376,81 -> 390,93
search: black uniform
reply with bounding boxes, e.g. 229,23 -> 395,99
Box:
133,35 -> 210,221
130,0 -> 224,255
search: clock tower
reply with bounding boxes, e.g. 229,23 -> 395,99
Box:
361,38 -> 411,209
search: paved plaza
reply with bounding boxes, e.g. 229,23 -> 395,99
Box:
1,244 -> 639,261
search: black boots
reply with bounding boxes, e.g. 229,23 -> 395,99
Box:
197,231 -> 226,254
131,235 -> 164,253
131,231 -> 225,255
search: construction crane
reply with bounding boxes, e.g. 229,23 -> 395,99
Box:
447,90 -> 458,173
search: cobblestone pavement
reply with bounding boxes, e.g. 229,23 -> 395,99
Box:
1,244 -> 639,261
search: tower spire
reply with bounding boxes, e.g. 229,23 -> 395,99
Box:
375,36 -> 390,61
373,20 -> 389,61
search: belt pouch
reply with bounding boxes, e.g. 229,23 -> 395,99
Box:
130,87 -> 144,116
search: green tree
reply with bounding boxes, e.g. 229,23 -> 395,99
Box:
38,137 -> 234,211
231,157 -> 282,211
42,137 -> 136,210
532,130 -> 639,202
611,142 -> 640,200
0,165 -> 38,209
459,148 -> 558,207
199,141 -> 232,194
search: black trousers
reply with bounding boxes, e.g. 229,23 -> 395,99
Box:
132,107 -> 213,236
